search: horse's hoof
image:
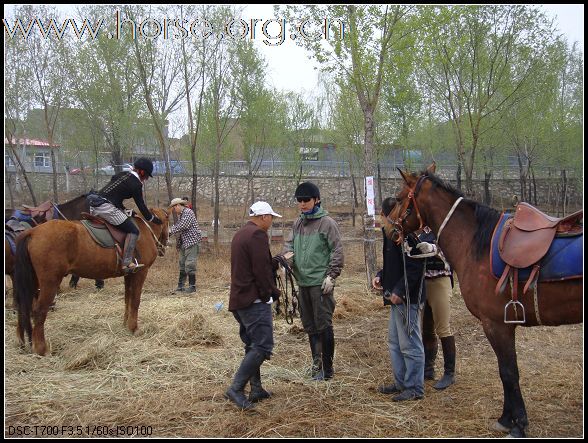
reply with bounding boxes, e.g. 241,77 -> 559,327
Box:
490,421 -> 512,433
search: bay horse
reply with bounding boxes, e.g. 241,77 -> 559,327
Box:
13,207 -> 169,356
390,164 -> 582,438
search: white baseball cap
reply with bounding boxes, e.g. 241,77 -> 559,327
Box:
249,201 -> 282,218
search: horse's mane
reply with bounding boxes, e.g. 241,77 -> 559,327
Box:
422,170 -> 501,260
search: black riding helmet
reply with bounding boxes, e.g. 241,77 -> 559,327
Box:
294,181 -> 320,199
134,157 -> 153,177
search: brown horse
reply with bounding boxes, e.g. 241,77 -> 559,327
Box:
13,207 -> 169,356
390,164 -> 582,438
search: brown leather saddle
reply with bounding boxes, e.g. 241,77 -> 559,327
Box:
497,202 -> 583,296
21,200 -> 55,222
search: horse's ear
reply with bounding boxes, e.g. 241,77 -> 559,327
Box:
397,168 -> 411,185
426,162 -> 436,174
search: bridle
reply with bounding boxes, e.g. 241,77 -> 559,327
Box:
391,174 -> 429,244
392,173 -> 463,246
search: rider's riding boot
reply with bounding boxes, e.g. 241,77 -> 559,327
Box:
424,336 -> 438,380
434,336 -> 456,390
121,233 -> 144,274
185,273 -> 196,293
308,333 -> 322,378
224,349 -> 266,410
173,271 -> 187,293
313,327 -> 334,381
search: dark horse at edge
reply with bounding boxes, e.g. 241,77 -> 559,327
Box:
6,194 -> 105,290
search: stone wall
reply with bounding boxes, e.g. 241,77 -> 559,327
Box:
5,171 -> 582,215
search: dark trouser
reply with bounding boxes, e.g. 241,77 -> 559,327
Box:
226,302 -> 274,409
233,302 -> 274,359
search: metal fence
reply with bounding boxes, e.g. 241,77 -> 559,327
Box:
4,158 -> 580,180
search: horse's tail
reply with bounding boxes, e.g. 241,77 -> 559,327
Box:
13,230 -> 37,344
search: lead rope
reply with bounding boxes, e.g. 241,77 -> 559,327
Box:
400,240 -> 427,337
273,255 -> 299,324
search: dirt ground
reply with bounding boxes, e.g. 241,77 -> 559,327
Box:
3,213 -> 584,438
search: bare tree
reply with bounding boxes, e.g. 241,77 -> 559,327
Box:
4,5 -> 38,204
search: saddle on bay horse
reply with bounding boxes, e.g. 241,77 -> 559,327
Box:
495,202 -> 583,322
80,212 -> 141,271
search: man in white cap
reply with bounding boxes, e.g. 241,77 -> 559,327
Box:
168,197 -> 202,294
224,201 -> 282,410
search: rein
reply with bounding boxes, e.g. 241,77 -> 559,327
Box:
136,216 -> 166,255
273,255 -> 299,324
52,202 -> 69,221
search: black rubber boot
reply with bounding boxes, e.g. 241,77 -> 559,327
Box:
424,337 -> 438,380
173,271 -> 187,294
185,273 -> 196,293
225,349 -> 266,410
308,333 -> 322,378
313,327 -> 334,381
249,367 -> 272,403
434,336 -> 456,390
422,302 -> 437,380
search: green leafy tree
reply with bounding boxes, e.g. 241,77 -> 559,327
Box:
279,4 -> 417,284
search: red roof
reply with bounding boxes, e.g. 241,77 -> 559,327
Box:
5,138 -> 60,148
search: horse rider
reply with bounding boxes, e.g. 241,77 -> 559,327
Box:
86,158 -> 163,274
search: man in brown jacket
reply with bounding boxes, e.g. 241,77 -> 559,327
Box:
224,201 -> 282,410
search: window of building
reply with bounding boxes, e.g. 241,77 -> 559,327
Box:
34,152 -> 51,167
5,154 -> 15,167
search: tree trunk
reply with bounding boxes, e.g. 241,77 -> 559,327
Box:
8,141 -> 37,205
376,160 -> 382,209
50,148 -> 59,203
362,108 -> 377,287
7,173 -> 15,209
561,169 -> 567,216
484,171 -> 492,205
213,142 -> 221,247
350,170 -> 357,228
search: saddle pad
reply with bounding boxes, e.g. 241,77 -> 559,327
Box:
491,213 -> 583,282
5,221 -> 33,255
5,230 -> 18,255
81,220 -> 116,248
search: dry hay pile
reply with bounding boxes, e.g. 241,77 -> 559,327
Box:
4,239 -> 583,438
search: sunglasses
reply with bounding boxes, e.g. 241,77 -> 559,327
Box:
296,197 -> 312,203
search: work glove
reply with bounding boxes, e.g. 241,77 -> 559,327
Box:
321,275 -> 335,294
151,215 -> 163,225
415,241 -> 437,255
